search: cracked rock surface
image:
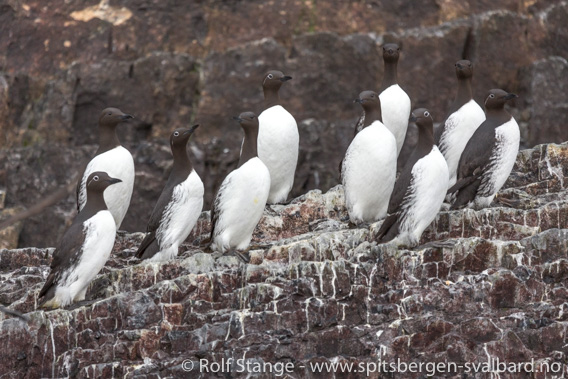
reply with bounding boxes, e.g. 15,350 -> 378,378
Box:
2,141 -> 568,378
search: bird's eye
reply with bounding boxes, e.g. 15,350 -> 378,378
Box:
424,111 -> 430,117
489,94 -> 495,98
174,131 -> 179,137
267,74 -> 273,79
107,112 -> 112,116
93,176 -> 99,181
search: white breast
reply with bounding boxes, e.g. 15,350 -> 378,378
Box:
342,121 -> 397,223
54,211 -> 116,307
150,170 -> 204,262
257,105 -> 299,204
79,146 -> 135,228
379,85 -> 411,156
395,146 -> 449,247
478,117 -> 520,205
439,99 -> 486,187
211,157 -> 271,253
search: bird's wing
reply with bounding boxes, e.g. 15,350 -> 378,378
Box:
147,182 -> 177,234
386,163 -> 414,215
136,177 -> 180,258
377,167 -> 416,241
76,171 -> 85,211
375,212 -> 399,242
39,220 -> 86,300
452,125 -> 496,191
135,231 -> 158,259
209,174 -> 234,242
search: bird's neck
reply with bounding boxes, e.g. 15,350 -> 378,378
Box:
455,76 -> 473,107
97,125 -> 121,155
80,191 -> 108,222
363,106 -> 383,128
486,108 -> 512,126
171,144 -> 193,179
381,60 -> 399,91
263,88 -> 281,109
416,123 -> 435,155
239,129 -> 258,168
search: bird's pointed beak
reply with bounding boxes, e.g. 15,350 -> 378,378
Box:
505,93 -> 518,100
184,124 -> 199,136
108,178 -> 122,185
280,76 -> 292,82
121,114 -> 134,121
232,116 -> 243,123
354,98 -> 363,104
409,114 -> 418,122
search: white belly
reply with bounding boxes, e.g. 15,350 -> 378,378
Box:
342,121 -> 397,223
79,146 -> 135,228
395,147 -> 449,247
379,85 -> 411,155
439,99 -> 486,187
54,211 -> 116,307
212,157 -> 271,252
476,118 -> 520,208
150,170 -> 204,262
257,105 -> 299,204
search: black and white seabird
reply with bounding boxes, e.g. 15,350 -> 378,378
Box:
448,89 -> 520,210
435,60 -> 486,188
136,125 -> 204,262
378,43 -> 411,156
210,112 -> 271,257
39,172 -> 121,309
256,70 -> 298,204
77,107 -> 135,229
376,109 -> 449,247
342,91 -> 397,224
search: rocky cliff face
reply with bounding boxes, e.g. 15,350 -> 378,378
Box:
1,0 -> 568,247
1,141 -> 568,378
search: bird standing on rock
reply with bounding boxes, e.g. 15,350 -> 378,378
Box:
210,112 -> 271,261
448,89 -> 520,210
378,43 -> 411,157
376,109 -> 449,247
342,91 -> 397,224
77,108 -> 135,229
256,70 -> 299,204
435,60 -> 486,188
136,125 -> 204,262
39,172 -> 121,309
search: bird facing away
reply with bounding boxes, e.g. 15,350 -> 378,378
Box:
210,112 -> 271,257
448,89 -> 520,210
435,60 -> 486,188
39,172 -> 121,309
77,107 -> 135,229
256,70 -> 299,204
342,91 -> 397,224
376,108 -> 449,247
378,43 -> 411,156
136,125 -> 204,262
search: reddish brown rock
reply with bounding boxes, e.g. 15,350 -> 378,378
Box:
2,1 -> 568,377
